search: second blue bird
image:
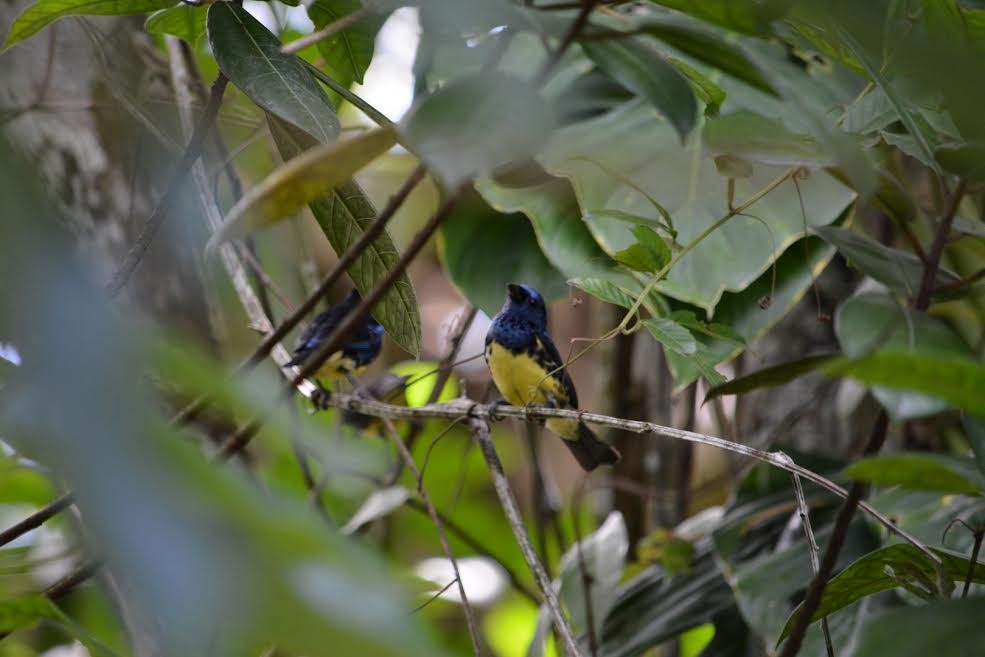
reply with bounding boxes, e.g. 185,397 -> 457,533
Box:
286,289 -> 384,384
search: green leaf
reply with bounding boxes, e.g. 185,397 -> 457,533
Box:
569,277 -> 637,309
703,111 -> 835,167
835,24 -> 944,177
144,3 -> 207,45
814,225 -> 960,297
779,545 -> 985,644
834,293 -> 972,419
308,0 -> 386,89
614,227 -> 670,273
825,350 -> 985,419
266,115 -> 420,356
644,318 -> 698,356
843,452 -> 984,494
208,2 -> 340,144
841,88 -> 898,135
582,37 -> 698,143
0,595 -> 57,633
935,141 -> 985,183
439,191 -> 567,316
704,354 -> 837,402
668,57 -> 726,116
3,0 -> 175,49
963,416 -> 985,477
741,40 -> 876,196
636,13 -> 772,94
852,598 -> 985,657
713,155 -> 753,179
645,0 -> 786,36
207,124 -> 398,247
399,72 -> 553,189
541,101 -> 855,314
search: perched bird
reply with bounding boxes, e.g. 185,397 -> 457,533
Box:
485,283 -> 620,470
287,289 -> 384,386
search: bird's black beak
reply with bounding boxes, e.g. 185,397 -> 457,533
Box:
507,283 -> 525,303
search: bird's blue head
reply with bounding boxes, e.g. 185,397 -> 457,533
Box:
501,283 -> 548,329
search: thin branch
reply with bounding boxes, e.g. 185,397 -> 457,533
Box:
105,72 -> 228,297
934,266 -> 985,297
471,418 -> 584,657
309,394 -> 936,564
409,577 -> 459,615
915,179 -> 967,310
963,530 -> 983,598
787,466 -> 834,657
0,492 -> 74,548
281,5 -> 374,56
289,402 -> 333,525
572,479 -> 599,657
404,499 -> 540,605
382,417 -> 484,657
535,0 -> 598,85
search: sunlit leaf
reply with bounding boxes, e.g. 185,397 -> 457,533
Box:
208,2 -> 340,143
207,124 -> 398,247
399,73 -> 553,189
3,0 -> 175,49
669,57 -> 725,116
144,4 -> 207,45
308,0 -> 386,90
582,37 -> 698,142
646,0 -> 786,36
266,115 -> 420,356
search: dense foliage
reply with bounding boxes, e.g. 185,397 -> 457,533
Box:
1,1 -> 985,657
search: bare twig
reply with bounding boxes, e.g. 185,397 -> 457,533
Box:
786,465 -> 834,657
382,417 -> 484,657
105,71 -> 228,296
471,418 -> 584,657
0,492 -> 74,548
308,394 -> 936,563
409,577 -> 459,615
535,0 -> 599,85
915,179 -> 967,310
289,402 -> 333,525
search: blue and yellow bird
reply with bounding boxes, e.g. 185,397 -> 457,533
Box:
485,283 -> 620,471
286,289 -> 384,385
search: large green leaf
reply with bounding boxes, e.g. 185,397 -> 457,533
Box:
643,318 -> 698,356
740,39 -> 876,196
538,101 -> 855,314
834,293 -> 972,419
267,115 -> 421,357
0,595 -> 57,633
3,0 -> 175,49
308,0 -> 386,90
144,3 -> 207,46
852,598 -> 985,657
815,226 -> 961,297
703,111 -> 835,167
582,37 -> 698,142
439,191 -> 567,316
779,545 -> 985,643
208,2 -> 340,144
843,452 -> 985,494
399,72 -> 554,189
825,350 -> 985,419
665,234 -> 837,388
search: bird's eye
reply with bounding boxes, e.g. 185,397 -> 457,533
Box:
528,298 -> 536,306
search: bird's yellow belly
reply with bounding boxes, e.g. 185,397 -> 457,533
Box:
486,342 -> 564,407
314,351 -> 364,381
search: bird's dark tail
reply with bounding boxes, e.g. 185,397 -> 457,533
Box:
547,418 -> 620,470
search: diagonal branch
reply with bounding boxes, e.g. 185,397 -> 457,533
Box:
471,417 -> 584,657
